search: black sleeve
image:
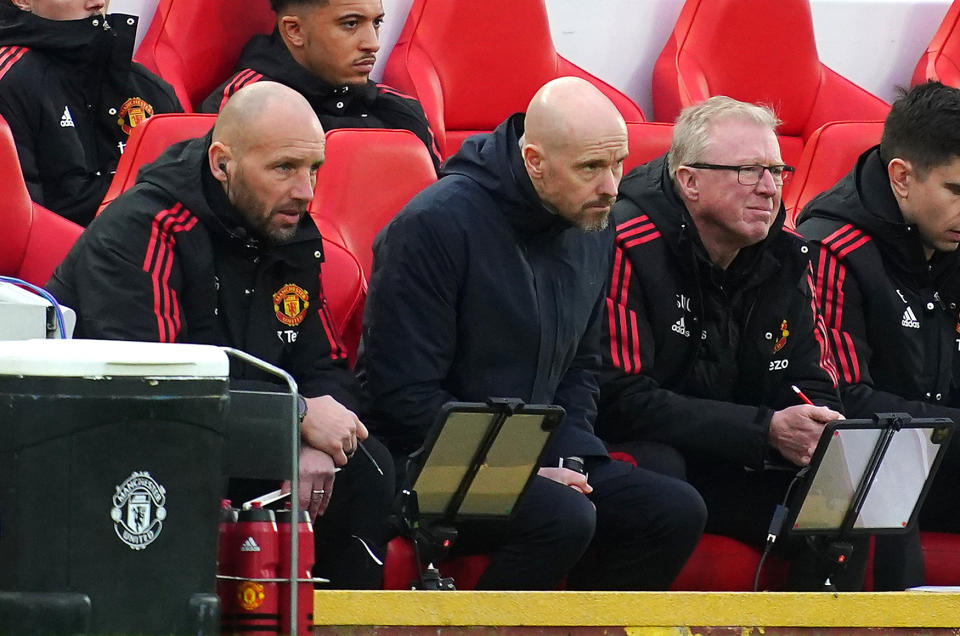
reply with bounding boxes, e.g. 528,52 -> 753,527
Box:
199,76 -> 233,114
284,267 -> 360,413
810,240 -> 960,422
359,206 -> 463,451
548,284 -> 609,461
377,87 -> 443,174
53,203 -> 191,341
776,263 -> 844,412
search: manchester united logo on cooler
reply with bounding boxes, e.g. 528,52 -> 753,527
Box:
110,470 -> 167,550
117,97 -> 154,135
272,284 -> 309,326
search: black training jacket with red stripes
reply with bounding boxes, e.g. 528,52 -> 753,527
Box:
597,155 -> 841,470
0,5 -> 181,226
797,146 -> 960,421
200,30 -> 441,173
46,132 -> 358,409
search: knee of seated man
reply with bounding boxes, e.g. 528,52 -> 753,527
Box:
537,476 -> 597,547
606,472 -> 706,541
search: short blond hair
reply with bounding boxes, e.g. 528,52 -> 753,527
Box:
667,96 -> 781,182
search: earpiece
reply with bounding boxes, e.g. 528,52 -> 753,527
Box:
219,163 -> 227,173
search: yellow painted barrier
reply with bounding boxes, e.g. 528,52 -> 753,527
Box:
313,590 -> 960,628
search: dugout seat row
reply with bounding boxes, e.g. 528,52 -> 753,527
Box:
133,0 -> 893,173
7,110 -> 960,592
652,0 -> 890,179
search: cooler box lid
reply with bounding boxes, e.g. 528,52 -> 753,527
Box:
0,340 -> 229,378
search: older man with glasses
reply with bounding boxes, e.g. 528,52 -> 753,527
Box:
594,96 -> 873,590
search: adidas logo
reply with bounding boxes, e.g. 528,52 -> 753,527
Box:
671,316 -> 691,337
59,106 -> 74,128
240,536 -> 261,552
901,306 -> 920,329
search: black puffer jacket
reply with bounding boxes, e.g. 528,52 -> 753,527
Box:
598,155 -> 842,469
358,113 -> 611,462
797,146 -> 960,420
0,5 -> 181,225
46,132 -> 357,407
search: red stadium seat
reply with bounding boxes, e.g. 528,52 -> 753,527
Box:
134,0 -> 276,112
382,0 -> 645,159
310,128 -> 438,282
784,120 -> 884,227
0,116 -> 82,286
99,113 -> 217,215
921,531 -> 960,585
383,537 -> 491,590
652,0 -> 889,177
913,0 -> 960,87
319,238 -> 366,365
625,122 -> 674,173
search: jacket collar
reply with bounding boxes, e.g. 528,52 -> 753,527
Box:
443,113 -> 574,238
237,31 -> 379,106
0,6 -> 136,72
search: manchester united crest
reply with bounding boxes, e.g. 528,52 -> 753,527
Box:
772,319 -> 790,353
117,97 -> 154,135
273,284 -> 309,326
110,470 -> 167,550
237,581 -> 265,611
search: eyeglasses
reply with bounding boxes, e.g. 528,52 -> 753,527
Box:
686,163 -> 795,186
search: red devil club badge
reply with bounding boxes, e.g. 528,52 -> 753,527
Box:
273,284 -> 309,326
772,320 -> 790,353
117,97 -> 154,135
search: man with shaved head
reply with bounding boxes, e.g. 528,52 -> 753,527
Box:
48,81 -> 395,589
359,77 -> 706,590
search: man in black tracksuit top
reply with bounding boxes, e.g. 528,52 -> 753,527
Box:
0,0 -> 181,226
596,96 -> 874,590
358,77 -> 706,591
798,81 -> 960,538
201,0 -> 441,172
47,83 -> 393,589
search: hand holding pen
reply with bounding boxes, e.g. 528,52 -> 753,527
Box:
768,386 -> 843,466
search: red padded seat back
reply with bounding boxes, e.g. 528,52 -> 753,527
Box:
383,0 -> 644,158
318,237 -> 366,365
98,113 -> 218,215
310,128 -> 437,281
913,1 -> 960,87
0,115 -> 34,276
658,0 -> 821,136
0,116 -> 82,285
134,0 -> 276,111
624,122 -> 674,173
653,0 -> 889,140
784,120 -> 883,227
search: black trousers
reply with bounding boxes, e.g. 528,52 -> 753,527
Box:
228,436 -> 395,589
919,425 -> 960,533
450,456 -> 707,590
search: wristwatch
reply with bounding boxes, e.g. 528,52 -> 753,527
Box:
296,394 -> 308,424
559,456 -> 586,475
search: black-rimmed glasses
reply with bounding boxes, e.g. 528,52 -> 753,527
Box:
686,163 -> 795,186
